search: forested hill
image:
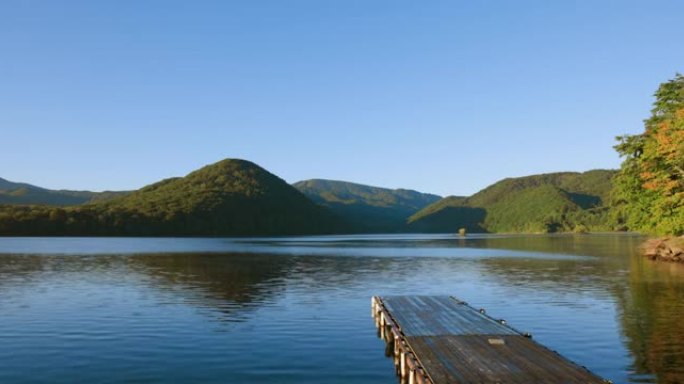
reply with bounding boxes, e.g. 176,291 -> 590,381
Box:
0,159 -> 348,236
0,177 -> 126,206
293,179 -> 441,232
0,163 -> 622,236
408,170 -> 616,233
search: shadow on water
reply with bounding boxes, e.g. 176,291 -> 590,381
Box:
0,253 -> 297,324
618,255 -> 684,383
0,251 -> 400,321
461,233 -> 645,259
472,235 -> 643,295
126,252 -> 397,293
124,253 -> 293,320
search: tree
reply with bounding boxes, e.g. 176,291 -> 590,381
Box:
612,74 -> 684,235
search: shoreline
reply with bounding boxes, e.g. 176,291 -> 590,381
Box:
643,236 -> 684,263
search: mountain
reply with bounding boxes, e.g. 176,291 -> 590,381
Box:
408,170 -> 616,233
293,179 -> 441,232
0,159 -> 348,236
0,164 -> 618,236
0,177 -> 126,206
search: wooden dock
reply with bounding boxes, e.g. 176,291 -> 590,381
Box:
372,296 -> 608,384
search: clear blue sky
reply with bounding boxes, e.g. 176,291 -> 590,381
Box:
1,1 -> 683,196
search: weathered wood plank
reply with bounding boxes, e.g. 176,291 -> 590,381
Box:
373,295 -> 606,384
409,335 -> 602,383
382,296 -> 517,336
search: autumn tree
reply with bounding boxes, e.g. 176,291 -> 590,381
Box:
612,74 -> 684,235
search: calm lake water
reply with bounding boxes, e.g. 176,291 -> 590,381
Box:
1,234 -> 683,383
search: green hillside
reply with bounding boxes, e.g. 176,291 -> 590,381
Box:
0,177 -> 126,206
0,159 -> 347,236
293,179 -> 441,232
408,170 -> 616,233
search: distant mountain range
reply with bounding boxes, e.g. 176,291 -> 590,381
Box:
293,179 -> 441,233
0,160 -> 617,236
0,177 -> 127,206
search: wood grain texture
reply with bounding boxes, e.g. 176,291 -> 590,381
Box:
382,296 -> 517,336
378,296 -> 605,384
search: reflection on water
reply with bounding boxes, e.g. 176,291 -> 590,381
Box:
128,253 -> 292,320
619,255 -> 684,383
0,234 -> 683,383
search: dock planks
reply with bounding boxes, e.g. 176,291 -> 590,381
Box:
372,296 -> 607,384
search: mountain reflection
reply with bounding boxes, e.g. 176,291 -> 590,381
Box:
619,255 -> 684,383
462,233 -> 645,259
125,253 -> 293,320
480,257 -> 622,294
458,235 -> 641,295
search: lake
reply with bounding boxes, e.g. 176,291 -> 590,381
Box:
0,234 -> 682,383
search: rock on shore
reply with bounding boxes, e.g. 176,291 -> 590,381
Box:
643,236 -> 684,262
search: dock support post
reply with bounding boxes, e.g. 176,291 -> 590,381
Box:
399,351 -> 407,379
416,368 -> 428,384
